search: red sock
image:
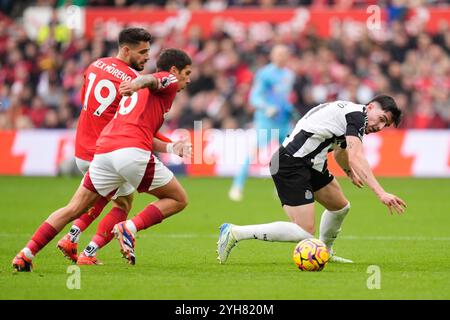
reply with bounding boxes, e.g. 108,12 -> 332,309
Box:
26,222 -> 58,256
91,207 -> 128,249
73,197 -> 109,231
131,204 -> 164,232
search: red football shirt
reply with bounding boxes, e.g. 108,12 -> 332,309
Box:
96,71 -> 178,154
75,57 -> 139,161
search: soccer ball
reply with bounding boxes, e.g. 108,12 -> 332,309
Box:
293,238 -> 330,271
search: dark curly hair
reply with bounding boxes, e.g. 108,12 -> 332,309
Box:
368,94 -> 402,127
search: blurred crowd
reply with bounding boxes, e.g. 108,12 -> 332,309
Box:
2,0 -> 449,17
0,2 -> 449,131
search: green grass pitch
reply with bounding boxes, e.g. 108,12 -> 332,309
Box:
0,176 -> 449,300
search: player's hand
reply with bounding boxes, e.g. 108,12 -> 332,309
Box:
119,81 -> 138,96
172,137 -> 192,158
265,106 -> 278,118
378,192 -> 407,215
345,169 -> 364,188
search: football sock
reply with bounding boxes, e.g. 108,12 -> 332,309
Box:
232,221 -> 313,242
130,204 -> 164,232
22,247 -> 34,260
319,202 -> 351,249
25,222 -> 58,257
83,241 -> 99,257
68,226 -> 81,243
70,196 -> 109,243
125,220 -> 137,234
89,207 -> 128,252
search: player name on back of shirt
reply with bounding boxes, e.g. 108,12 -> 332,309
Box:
92,59 -> 133,82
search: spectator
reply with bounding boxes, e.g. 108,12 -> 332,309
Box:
0,1 -> 449,131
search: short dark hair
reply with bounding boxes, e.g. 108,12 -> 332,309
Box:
367,94 -> 402,127
118,28 -> 152,47
156,48 -> 192,72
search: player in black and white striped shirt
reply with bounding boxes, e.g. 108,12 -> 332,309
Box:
217,95 -> 407,264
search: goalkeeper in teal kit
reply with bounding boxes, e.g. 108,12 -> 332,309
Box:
229,45 -> 296,201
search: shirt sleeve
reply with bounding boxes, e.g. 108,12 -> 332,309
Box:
152,72 -> 178,95
345,111 -> 366,140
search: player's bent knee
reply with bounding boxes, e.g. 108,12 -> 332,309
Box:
113,195 -> 133,213
177,192 -> 189,211
303,223 -> 315,236
292,219 -> 315,235
172,189 -> 188,212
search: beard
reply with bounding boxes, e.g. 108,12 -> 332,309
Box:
130,59 -> 144,71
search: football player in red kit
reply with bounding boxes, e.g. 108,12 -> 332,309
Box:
11,34 -> 189,271
57,28 -> 183,265
55,28 -> 149,265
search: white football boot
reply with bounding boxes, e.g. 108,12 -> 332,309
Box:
329,249 -> 354,263
217,223 -> 238,264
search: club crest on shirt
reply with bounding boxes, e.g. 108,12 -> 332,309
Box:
161,77 -> 170,87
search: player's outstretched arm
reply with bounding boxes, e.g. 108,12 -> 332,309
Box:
119,75 -> 159,96
153,137 -> 171,153
333,146 -> 363,188
345,136 -> 407,214
153,136 -> 192,158
171,137 -> 192,158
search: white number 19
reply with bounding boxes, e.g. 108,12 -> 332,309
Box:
83,72 -> 117,116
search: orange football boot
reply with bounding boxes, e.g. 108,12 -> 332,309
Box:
76,252 -> 103,265
57,234 -> 78,262
12,252 -> 33,272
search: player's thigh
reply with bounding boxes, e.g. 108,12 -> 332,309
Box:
147,176 -> 188,204
314,177 -> 349,211
111,180 -> 135,211
70,182 -> 100,210
112,192 -> 134,213
56,181 -> 100,218
47,183 -> 100,228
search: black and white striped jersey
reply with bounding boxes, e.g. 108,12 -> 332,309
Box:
282,101 -> 368,172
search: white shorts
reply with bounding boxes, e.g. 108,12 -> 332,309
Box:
75,157 -> 91,175
77,156 -> 136,199
83,147 -> 174,198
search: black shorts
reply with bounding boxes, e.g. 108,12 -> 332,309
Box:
270,147 -> 334,206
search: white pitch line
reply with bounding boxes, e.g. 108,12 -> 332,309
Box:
142,234 -> 450,241
340,235 -> 450,241
2,233 -> 450,241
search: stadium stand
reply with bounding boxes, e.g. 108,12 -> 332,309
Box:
0,1 -> 449,131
